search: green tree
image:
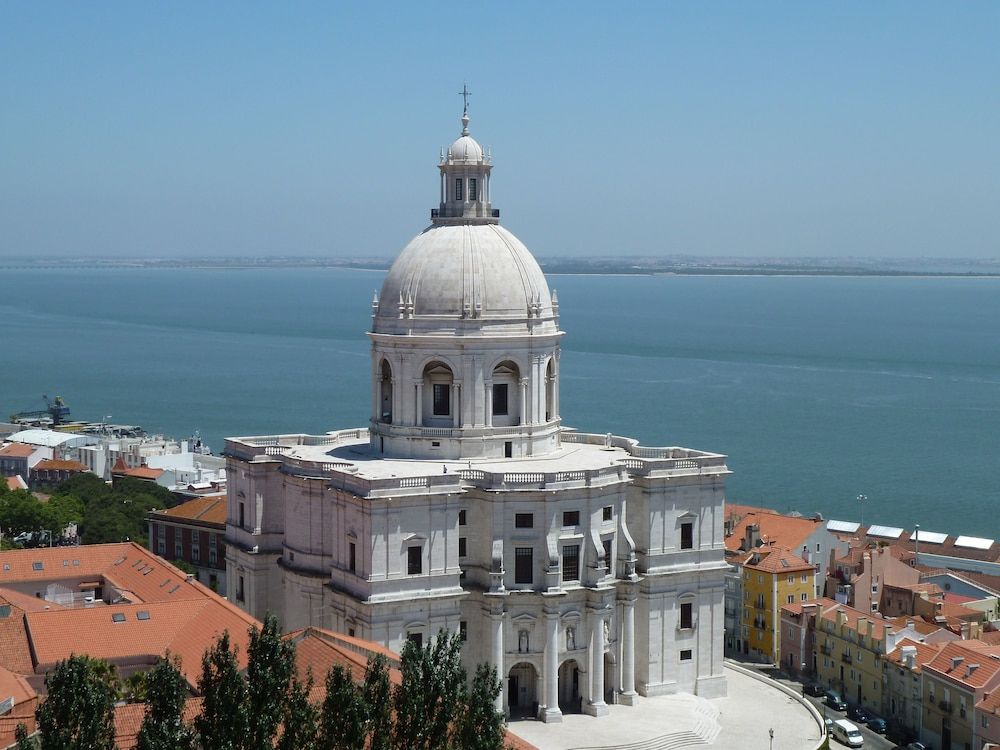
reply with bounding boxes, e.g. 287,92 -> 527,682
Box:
40,493 -> 84,535
392,632 -> 466,750
245,615 -> 296,750
455,663 -> 505,750
136,655 -> 195,750
0,490 -> 46,536
195,631 -> 248,750
14,723 -> 35,749
35,654 -> 116,750
277,671 -> 318,750
320,665 -> 365,750
361,654 -> 392,750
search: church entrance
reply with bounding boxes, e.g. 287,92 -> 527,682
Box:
507,663 -> 538,718
558,659 -> 582,714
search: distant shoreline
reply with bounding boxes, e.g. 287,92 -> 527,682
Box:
2,257 -> 999,278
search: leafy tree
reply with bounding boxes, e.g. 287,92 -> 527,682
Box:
455,663 -> 505,750
362,654 -> 392,750
392,632 -> 466,750
245,614 -> 296,750
124,671 -> 148,703
40,493 -> 84,535
136,655 -> 195,750
35,654 -> 117,750
195,631 -> 248,750
14,723 -> 34,749
320,665 -> 365,750
277,671 -> 319,750
0,490 -> 46,536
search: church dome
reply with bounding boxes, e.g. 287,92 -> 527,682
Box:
448,134 -> 484,163
373,223 -> 557,335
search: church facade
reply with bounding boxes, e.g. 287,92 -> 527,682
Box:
224,106 -> 729,720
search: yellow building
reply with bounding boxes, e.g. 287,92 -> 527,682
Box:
815,604 -> 897,712
740,545 -> 817,664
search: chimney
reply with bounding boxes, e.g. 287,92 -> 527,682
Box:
951,655 -> 965,671
837,610 -> 849,627
858,618 -> 870,636
802,545 -> 812,565
961,622 -> 971,640
901,645 -> 917,669
967,663 -> 980,678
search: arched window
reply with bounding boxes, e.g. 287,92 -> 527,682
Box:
491,360 -> 520,427
379,359 -> 393,423
545,358 -> 556,422
421,361 -> 454,426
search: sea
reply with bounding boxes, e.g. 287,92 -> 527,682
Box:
1,267 -> 998,538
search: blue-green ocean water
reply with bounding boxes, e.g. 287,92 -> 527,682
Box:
1,268 -> 998,537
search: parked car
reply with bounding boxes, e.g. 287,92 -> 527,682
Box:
847,704 -> 872,722
804,682 -> 826,697
825,690 -> 848,711
831,719 -> 864,747
866,716 -> 887,734
824,717 -> 835,734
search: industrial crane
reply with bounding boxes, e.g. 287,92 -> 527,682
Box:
9,395 -> 71,426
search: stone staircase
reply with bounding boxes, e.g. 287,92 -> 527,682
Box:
568,695 -> 721,750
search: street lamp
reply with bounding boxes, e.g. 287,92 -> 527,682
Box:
769,727 -> 774,750
857,494 -> 867,530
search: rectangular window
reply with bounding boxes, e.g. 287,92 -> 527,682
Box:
192,530 -> 200,546
209,549 -> 217,565
603,506 -> 613,521
801,592 -> 807,601
680,601 -> 693,629
787,595 -> 794,604
157,524 -> 165,540
454,178 -> 463,201
460,620 -> 468,641
515,547 -> 533,585
157,540 -> 165,555
458,537 -> 467,558
192,545 -> 200,563
515,513 -> 533,528
175,542 -> 182,559
603,538 -> 613,574
209,533 -> 217,549
237,575 -> 245,602
801,574 -> 808,582
492,383 -> 508,416
680,522 -> 694,550
239,502 -> 245,528
407,546 -> 422,575
349,542 -> 357,572
432,383 -> 450,415
680,649 -> 692,661
563,511 -> 579,527
408,632 -> 423,649
459,509 -> 467,526
468,178 -> 477,201
562,545 -> 580,582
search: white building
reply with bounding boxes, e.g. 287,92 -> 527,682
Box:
225,106 -> 730,720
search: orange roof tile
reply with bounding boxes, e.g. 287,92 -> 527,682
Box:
5,476 -> 28,491
781,597 -> 840,617
0,444 -> 34,458
25,597 -> 257,687
287,627 -> 401,688
32,459 -> 88,472
724,509 -> 822,553
0,615 -> 33,675
0,664 -> 35,705
924,641 -> 1000,689
153,494 -> 226,526
114,697 -> 202,750
743,545 -> 816,574
886,638 -> 946,674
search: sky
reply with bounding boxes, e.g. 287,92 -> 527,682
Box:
1,2 -> 998,259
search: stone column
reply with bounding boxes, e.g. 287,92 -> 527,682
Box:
452,383 -> 460,428
490,609 -> 505,714
519,378 -> 528,425
552,359 -> 560,420
485,381 -> 493,427
414,382 -> 423,427
390,378 -> 399,425
542,609 -> 562,722
620,595 -> 637,704
586,608 -> 609,716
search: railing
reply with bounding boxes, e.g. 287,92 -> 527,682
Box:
820,643 -> 833,656
841,652 -> 853,664
939,700 -> 952,713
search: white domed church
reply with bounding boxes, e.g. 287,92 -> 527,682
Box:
224,105 -> 729,721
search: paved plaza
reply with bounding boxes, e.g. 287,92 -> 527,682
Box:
508,664 -> 823,750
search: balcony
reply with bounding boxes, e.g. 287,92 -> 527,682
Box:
821,644 -> 833,656
938,700 -> 952,713
841,652 -> 853,665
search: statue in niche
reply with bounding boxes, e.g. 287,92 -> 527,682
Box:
566,626 -> 576,651
518,629 -> 529,653
604,618 -> 610,642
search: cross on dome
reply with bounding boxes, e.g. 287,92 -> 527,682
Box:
459,83 -> 472,135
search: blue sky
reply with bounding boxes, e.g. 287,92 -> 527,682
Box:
1,2 -> 997,258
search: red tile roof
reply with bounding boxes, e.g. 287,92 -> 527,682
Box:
818,604 -> 895,641
725,509 -> 823,553
31,459 -> 88,472
152,494 -> 226,526
0,444 -> 34,458
743,545 -> 816,574
924,641 -> 1000,689
4,476 -> 28,491
111,457 -> 164,480
886,638 -> 946,674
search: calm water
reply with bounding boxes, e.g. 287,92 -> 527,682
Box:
1,268 -> 998,537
